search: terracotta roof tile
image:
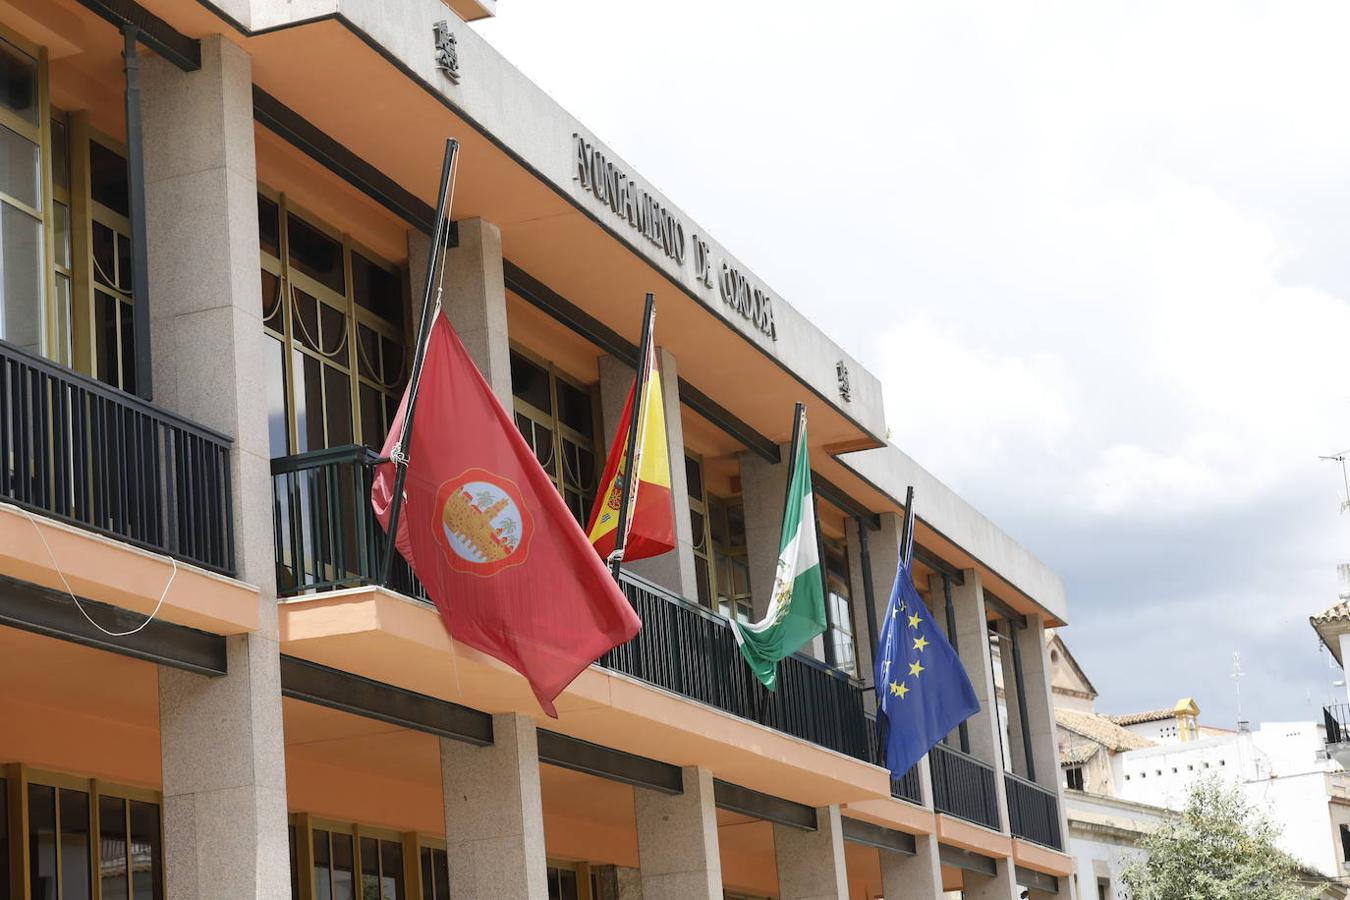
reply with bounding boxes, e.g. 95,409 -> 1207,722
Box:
1056,708 -> 1156,751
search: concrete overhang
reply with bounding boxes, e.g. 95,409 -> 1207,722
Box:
1011,838 -> 1073,878
0,503 -> 260,636
279,586 -> 896,811
828,445 -> 1068,625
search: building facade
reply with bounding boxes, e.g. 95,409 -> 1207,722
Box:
0,0 -> 1075,897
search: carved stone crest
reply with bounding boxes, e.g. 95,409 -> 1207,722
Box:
434,21 -> 460,84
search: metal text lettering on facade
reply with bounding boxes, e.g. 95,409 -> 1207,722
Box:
573,134 -> 685,266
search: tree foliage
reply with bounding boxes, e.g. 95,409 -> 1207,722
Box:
1121,777 -> 1324,900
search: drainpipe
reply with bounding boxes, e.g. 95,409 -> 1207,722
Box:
122,25 -> 153,400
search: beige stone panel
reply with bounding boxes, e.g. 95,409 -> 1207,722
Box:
773,805 -> 849,900
635,766 -> 723,899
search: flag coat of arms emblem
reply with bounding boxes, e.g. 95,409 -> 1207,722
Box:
372,315 -> 641,716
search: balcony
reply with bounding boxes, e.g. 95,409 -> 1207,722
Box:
929,743 -> 1000,832
0,339 -> 235,573
271,446 -> 871,760
1005,771 -> 1063,850
1325,705 -> 1350,769
865,713 -> 925,805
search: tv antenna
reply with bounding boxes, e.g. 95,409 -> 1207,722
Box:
1319,449 -> 1350,513
1232,651 -> 1247,730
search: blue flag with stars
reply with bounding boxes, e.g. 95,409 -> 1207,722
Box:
874,537 -> 980,780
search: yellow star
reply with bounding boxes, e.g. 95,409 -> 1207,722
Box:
907,613 -> 921,629
895,681 -> 910,699
912,635 -> 929,652
909,661 -> 925,678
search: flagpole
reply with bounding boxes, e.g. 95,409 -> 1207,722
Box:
609,292 -> 656,581
898,485 -> 916,568
380,138 -> 459,586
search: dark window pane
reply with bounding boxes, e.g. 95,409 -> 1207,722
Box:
292,288 -> 319,352
360,838 -> 380,900
360,383 -> 384,450
89,141 -> 129,217
380,840 -> 403,900
94,291 -> 118,388
28,783 -> 56,900
708,503 -> 727,546
324,365 -> 353,446
261,270 -> 283,332
295,350 -> 324,453
330,832 -> 354,900
381,337 -> 405,389
0,124 -> 40,209
689,510 -> 705,551
116,233 -> 132,292
119,300 -> 136,396
694,556 -> 711,608
92,221 -> 115,289
59,790 -> 91,900
556,379 -> 592,435
51,118 -> 69,190
352,252 -> 402,327
419,848 -> 433,900
509,351 -> 550,414
128,801 -> 161,900
258,195 -> 280,257
319,303 -> 346,360
0,200 -> 42,355
313,830 -> 332,900
356,324 -> 380,380
265,334 -> 289,458
289,826 -> 300,900
0,779 -> 8,900
100,796 -> 128,900
726,503 -> 746,547
0,38 -> 37,125
432,850 -> 448,900
287,213 -> 344,294
685,456 -> 703,501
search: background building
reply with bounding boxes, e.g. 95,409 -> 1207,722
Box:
0,0 -> 1076,897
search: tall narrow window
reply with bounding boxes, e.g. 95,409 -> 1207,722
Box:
0,36 -> 45,358
546,865 -> 579,900
0,778 -> 7,900
26,784 -> 93,900
419,846 -> 450,900
823,537 -> 856,674
686,455 -> 714,608
88,139 -> 135,394
50,112 -> 71,366
509,348 -> 599,525
1065,766 -> 1085,792
709,496 -> 752,622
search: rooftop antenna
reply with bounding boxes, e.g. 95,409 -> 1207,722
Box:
1232,651 -> 1249,732
1319,449 -> 1350,513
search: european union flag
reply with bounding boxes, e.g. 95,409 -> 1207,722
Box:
874,537 -> 980,780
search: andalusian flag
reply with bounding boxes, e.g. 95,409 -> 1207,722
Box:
732,406 -> 825,690
585,303 -> 675,563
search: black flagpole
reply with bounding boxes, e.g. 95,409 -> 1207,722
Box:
608,292 -> 656,581
899,485 -> 916,569
380,138 -> 459,586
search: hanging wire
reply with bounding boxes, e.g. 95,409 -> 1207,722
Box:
22,506 -> 178,637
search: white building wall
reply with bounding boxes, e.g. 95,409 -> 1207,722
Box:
1064,793 -> 1167,900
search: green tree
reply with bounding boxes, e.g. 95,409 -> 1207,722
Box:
1122,776 -> 1324,900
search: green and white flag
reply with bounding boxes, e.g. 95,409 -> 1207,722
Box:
732,409 -> 825,690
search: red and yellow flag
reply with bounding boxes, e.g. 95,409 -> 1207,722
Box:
586,336 -> 675,563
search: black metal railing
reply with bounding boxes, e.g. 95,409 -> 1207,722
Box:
864,713 -> 925,804
1326,705 -> 1350,745
0,339 -> 234,573
270,445 -> 421,599
929,743 -> 1000,831
600,572 -> 872,761
1005,771 -> 1062,849
269,446 -> 872,760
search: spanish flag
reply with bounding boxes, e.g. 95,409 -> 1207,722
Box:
585,309 -> 675,564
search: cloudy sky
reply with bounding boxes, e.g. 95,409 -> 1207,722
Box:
476,2 -> 1350,726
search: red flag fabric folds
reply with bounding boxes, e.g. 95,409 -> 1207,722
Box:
372,315 -> 640,716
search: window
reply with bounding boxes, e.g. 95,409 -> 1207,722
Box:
1340,823 -> 1350,863
510,348 -> 599,525
0,778 -> 6,900
823,536 -> 856,674
686,455 -> 714,608
289,815 -> 448,900
1065,766 -> 1085,791
89,139 -> 136,394
546,864 -> 579,900
258,192 -> 408,459
1097,877 -> 1112,900
708,495 -> 752,622
0,35 -> 45,359
9,771 -> 162,900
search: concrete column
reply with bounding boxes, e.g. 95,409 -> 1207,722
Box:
879,832 -> 943,899
946,569 -> 1011,831
962,857 -> 1021,900
141,36 -> 290,899
773,806 -> 849,900
440,714 -> 548,899
597,348 -> 698,598
738,446 -> 788,621
411,217 -> 512,407
634,766 -> 723,899
1016,614 -> 1072,845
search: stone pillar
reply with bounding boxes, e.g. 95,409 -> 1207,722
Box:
440,714 -> 548,899
738,446 -> 788,621
141,36 -> 291,899
597,348 -> 698,598
772,806 -> 849,900
1016,614 -> 1071,844
634,767 -> 723,899
411,217 -> 512,407
946,569 -> 1011,830
962,857 -> 1020,900
879,832 -> 943,899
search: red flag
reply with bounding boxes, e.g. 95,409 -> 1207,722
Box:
372,315 -> 640,715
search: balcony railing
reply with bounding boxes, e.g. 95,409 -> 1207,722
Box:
1005,771 -> 1062,849
930,743 -> 1000,831
0,339 -> 234,573
865,713 -> 925,805
1325,704 -> 1349,746
270,446 -> 871,761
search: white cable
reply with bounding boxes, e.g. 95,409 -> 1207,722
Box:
22,506 -> 177,637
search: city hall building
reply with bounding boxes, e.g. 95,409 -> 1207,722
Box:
0,0 -> 1075,897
